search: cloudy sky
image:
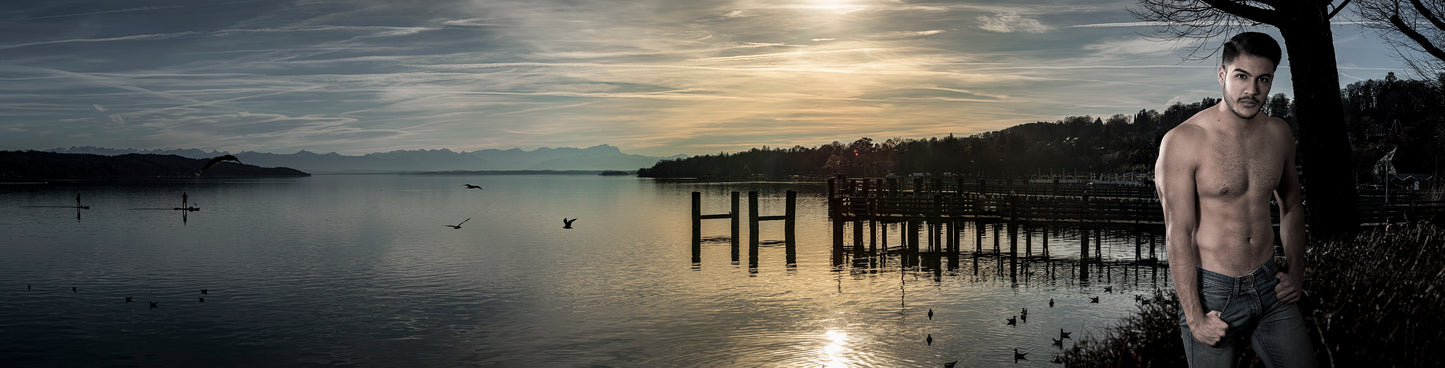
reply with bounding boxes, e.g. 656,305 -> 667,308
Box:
0,0 -> 1415,156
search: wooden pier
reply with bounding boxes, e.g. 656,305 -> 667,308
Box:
824,176 -> 1167,273
692,191 -> 796,269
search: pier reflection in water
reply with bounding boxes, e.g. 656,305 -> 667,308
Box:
829,218 -> 1165,286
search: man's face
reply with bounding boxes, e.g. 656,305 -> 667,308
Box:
1217,53 -> 1277,120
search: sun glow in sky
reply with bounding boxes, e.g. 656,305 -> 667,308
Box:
0,0 -> 1416,156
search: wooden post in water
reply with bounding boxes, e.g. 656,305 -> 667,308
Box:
1025,223 -> 1032,257
1095,224 -> 1103,260
993,222 -> 1001,253
1150,231 -> 1158,261
1008,179 -> 1017,256
749,191 -> 760,268
1082,194 -> 1091,261
1043,223 -> 1050,258
1135,228 -> 1142,261
785,190 -> 797,266
908,220 -> 921,266
731,191 -> 740,263
869,220 -> 877,255
976,220 -> 984,253
692,192 -> 702,264
832,218 -> 845,267
853,219 -> 864,255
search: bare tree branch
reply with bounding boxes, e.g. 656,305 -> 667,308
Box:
1201,0 -> 1281,25
1328,0 -> 1353,20
1389,13 -> 1445,62
1356,0 -> 1445,76
1407,0 -> 1445,32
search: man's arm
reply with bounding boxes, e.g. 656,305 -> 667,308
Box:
1156,126 -> 1222,344
1274,124 -> 1306,303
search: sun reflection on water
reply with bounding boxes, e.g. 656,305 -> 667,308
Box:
821,329 -> 851,367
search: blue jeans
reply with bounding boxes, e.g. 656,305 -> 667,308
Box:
1179,258 -> 1316,367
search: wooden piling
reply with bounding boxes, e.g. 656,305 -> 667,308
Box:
692,192 -> 702,264
731,191 -> 740,263
749,191 -> 759,268
785,190 -> 797,266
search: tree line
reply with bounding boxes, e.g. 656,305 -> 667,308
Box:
639,74 -> 1444,183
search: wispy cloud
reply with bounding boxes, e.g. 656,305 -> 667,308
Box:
977,11 -> 1054,33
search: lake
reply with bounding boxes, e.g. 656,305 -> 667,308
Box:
0,174 -> 1170,367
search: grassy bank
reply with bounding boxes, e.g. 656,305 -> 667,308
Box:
1060,223 -> 1445,367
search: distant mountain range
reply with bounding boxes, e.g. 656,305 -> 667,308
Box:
45,145 -> 688,174
0,151 -> 308,180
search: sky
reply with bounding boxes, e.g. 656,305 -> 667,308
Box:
0,0 -> 1420,157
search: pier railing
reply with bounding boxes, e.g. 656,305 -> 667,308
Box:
828,176 -> 1166,225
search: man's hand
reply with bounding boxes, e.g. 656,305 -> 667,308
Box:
1190,310 -> 1228,346
1275,272 -> 1303,303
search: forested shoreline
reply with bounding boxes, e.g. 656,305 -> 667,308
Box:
639,74 -> 1444,182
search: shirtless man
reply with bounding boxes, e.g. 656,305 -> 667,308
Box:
1155,32 -> 1316,367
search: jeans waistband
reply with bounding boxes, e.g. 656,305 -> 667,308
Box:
1197,258 -> 1278,288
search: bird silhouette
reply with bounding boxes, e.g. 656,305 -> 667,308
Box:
1014,348 -> 1028,362
464,184 -> 483,190
1049,298 -> 1054,308
1006,316 -> 1017,326
72,287 -> 76,293
199,297 -> 205,303
928,308 -> 934,320
27,284 -> 30,291
149,301 -> 158,309
1104,286 -> 1114,293
201,289 -> 208,295
125,296 -> 133,303
563,218 -> 577,229
198,154 -> 241,174
944,361 -> 957,368
926,334 -> 933,345
1060,329 -> 1072,339
1053,337 -> 1064,348
445,218 -> 471,229
1090,296 -> 1100,303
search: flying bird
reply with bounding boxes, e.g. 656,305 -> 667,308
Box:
464,184 -> 483,190
944,361 -> 957,368
563,218 -> 577,229
125,296 -> 133,303
1014,348 -> 1028,361
198,154 -> 242,173
199,297 -> 205,303
1060,329 -> 1072,339
1006,316 -> 1017,326
1053,337 -> 1064,348
201,289 -> 208,295
445,218 -> 471,229
928,308 -> 934,320
149,301 -> 158,309
1090,296 -> 1100,303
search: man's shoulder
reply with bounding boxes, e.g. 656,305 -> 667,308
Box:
1161,120 -> 1207,146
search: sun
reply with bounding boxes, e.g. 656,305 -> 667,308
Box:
804,0 -> 867,13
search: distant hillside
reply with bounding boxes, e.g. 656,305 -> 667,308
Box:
47,145 -> 687,174
0,151 -> 309,180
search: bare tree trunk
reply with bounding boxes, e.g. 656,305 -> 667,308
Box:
1278,3 -> 1361,238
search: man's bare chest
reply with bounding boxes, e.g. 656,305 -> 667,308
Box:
1196,139 -> 1283,199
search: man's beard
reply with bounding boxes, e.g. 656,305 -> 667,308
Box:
1226,96 -> 1262,120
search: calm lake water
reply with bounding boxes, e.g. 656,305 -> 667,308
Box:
0,174 -> 1170,367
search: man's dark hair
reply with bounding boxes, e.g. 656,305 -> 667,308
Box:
1221,32 -> 1282,68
